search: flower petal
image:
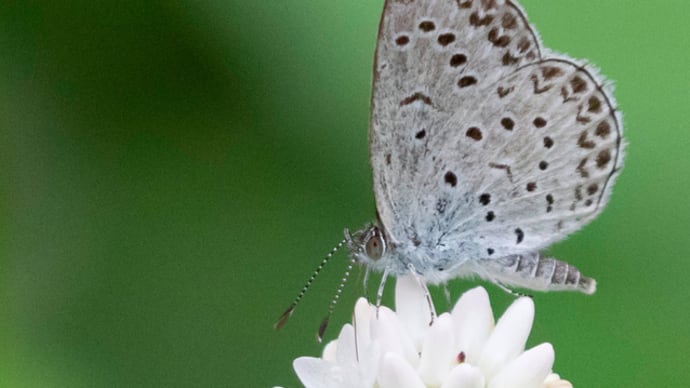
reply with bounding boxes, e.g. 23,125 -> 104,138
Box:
353,297 -> 374,352
293,357 -> 343,388
418,313 -> 456,386
451,286 -> 494,364
440,363 -> 486,388
322,340 -> 338,362
371,305 -> 418,367
351,298 -> 382,386
378,352 -> 426,388
543,373 -> 574,388
334,324 -> 357,365
357,341 -> 381,388
395,275 -> 432,350
478,297 -> 535,379
488,343 -> 554,388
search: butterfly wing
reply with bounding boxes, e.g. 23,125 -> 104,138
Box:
370,0 -> 623,263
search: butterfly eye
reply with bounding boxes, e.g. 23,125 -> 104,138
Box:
365,232 -> 385,260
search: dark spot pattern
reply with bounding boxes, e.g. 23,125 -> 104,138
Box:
533,117 -> 547,128
497,86 -> 514,97
450,53 -> 467,67
588,96 -> 602,113
570,76 -> 587,93
543,136 -> 554,148
466,127 -> 482,141
415,129 -> 426,139
400,92 -> 433,106
526,182 -> 537,192
541,66 -> 563,80
438,33 -> 456,46
515,228 -> 524,244
502,13 -> 517,29
479,193 -> 491,206
385,153 -> 391,165
560,86 -> 577,103
575,185 -> 583,201
596,149 -> 611,168
445,171 -> 457,187
485,211 -> 495,222
502,52 -> 519,66
487,248 -> 495,256
469,12 -> 494,27
595,121 -> 611,139
577,158 -> 589,178
577,131 -> 595,149
531,75 -> 552,94
517,37 -> 531,53
458,76 -> 478,88
500,117 -> 514,130
539,161 -> 548,170
587,183 -> 599,195
488,28 -> 510,47
395,35 -> 410,46
585,199 -> 593,206
575,106 -> 592,124
419,21 -> 435,32
546,194 -> 554,213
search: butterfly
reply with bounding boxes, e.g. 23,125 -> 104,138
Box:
277,0 -> 623,338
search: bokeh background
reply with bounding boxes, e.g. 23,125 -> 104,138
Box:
1,1 -> 688,386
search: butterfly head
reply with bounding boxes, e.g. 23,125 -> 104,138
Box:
345,224 -> 389,269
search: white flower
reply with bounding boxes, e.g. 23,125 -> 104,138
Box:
292,275 -> 574,388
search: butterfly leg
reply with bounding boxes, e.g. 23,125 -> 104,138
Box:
363,267 -> 371,299
407,263 -> 437,325
375,267 -> 390,318
493,278 -> 529,297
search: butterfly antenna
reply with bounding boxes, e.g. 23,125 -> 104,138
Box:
317,256 -> 356,342
274,239 -> 347,330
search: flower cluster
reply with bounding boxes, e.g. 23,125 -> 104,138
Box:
291,276 -> 573,388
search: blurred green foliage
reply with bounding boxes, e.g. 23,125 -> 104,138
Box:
0,1 -> 688,386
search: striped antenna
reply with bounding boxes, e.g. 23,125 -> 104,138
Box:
317,256 -> 356,342
274,239 -> 347,331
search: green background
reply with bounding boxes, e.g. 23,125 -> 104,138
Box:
1,1 -> 688,386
